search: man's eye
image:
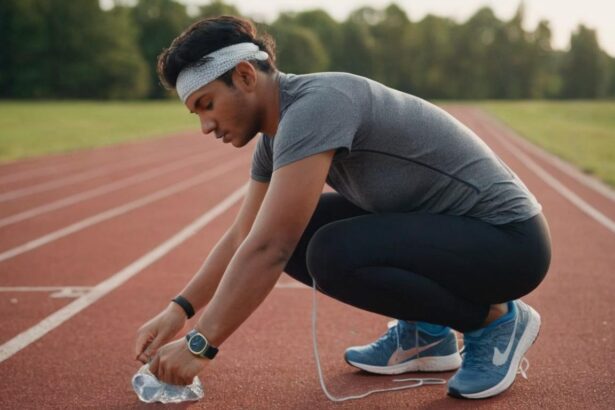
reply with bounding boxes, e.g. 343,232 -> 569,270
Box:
205,101 -> 213,110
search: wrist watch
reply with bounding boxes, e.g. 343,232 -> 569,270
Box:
185,329 -> 218,359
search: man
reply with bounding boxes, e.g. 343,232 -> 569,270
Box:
135,16 -> 551,400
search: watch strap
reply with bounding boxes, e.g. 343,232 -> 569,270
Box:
171,295 -> 195,319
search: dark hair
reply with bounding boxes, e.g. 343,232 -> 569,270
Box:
157,16 -> 277,90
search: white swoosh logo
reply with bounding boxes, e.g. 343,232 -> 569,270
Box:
492,313 -> 518,366
387,339 -> 444,366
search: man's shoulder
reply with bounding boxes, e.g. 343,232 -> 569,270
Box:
280,72 -> 369,110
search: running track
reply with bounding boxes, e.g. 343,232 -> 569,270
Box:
0,107 -> 613,409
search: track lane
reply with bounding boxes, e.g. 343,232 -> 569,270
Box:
0,139 -> 221,216
0,131 -> 198,185
0,149 -> 238,252
0,155 -> 250,284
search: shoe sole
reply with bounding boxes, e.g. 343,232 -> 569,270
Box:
346,352 -> 462,375
449,302 -> 541,399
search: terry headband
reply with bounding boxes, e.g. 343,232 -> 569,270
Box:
175,42 -> 269,103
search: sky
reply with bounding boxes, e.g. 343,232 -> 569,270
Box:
176,0 -> 615,56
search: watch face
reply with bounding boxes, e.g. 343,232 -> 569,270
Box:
188,334 -> 207,354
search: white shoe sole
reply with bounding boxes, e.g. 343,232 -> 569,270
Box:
346,352 -> 462,375
456,303 -> 541,399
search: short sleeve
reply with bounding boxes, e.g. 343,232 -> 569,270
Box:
272,87 -> 359,172
250,134 -> 274,182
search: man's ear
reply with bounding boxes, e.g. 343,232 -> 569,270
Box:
232,61 -> 258,92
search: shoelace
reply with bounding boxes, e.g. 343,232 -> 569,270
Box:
518,357 -> 530,379
311,279 -> 445,402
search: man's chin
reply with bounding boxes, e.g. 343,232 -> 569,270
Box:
234,132 -> 259,147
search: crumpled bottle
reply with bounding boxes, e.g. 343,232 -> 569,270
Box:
132,363 -> 204,403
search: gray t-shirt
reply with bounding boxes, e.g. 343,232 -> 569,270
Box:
251,72 -> 542,225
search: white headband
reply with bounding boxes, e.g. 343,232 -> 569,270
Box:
175,42 -> 269,103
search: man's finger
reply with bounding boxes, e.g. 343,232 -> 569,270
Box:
142,336 -> 164,360
134,332 -> 153,358
149,354 -> 160,376
137,353 -> 149,364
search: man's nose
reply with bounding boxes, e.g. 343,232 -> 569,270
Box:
200,117 -> 216,135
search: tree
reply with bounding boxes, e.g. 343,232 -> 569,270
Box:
0,0 -> 149,99
561,24 -> 610,98
449,7 -> 500,98
98,5 -> 151,99
409,14 -> 455,97
198,0 -> 241,18
608,56 -> 615,97
485,4 -> 536,98
268,22 -> 328,74
0,0 -> 63,97
131,0 -> 191,98
526,20 -> 560,98
369,4 -> 414,91
274,9 -> 342,72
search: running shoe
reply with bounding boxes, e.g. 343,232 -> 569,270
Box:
344,320 -> 461,375
447,300 -> 541,399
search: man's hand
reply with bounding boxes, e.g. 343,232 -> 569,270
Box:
149,339 -> 209,385
135,303 -> 187,363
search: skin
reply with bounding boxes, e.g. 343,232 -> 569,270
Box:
137,61 -> 508,386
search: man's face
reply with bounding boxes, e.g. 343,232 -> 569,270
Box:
185,74 -> 261,148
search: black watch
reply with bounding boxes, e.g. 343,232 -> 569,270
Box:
185,329 -> 218,360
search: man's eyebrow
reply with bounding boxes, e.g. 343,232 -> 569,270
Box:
189,94 -> 209,113
188,96 -> 202,114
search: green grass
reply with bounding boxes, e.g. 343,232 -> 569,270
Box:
478,101 -> 615,188
0,101 -> 195,163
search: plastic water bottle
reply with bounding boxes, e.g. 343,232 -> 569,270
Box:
132,364 -> 204,403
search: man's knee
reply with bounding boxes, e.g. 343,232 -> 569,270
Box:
305,222 -> 353,291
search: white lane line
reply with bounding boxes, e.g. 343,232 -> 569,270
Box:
1,283 -> 304,292
274,282 -> 309,289
0,286 -> 91,291
0,286 -> 93,298
477,109 -> 615,203
0,149 -> 229,228
0,184 -> 247,363
474,110 -> 615,234
0,156 -> 248,263
0,143 -> 202,203
0,157 -> 126,185
0,153 -> 149,186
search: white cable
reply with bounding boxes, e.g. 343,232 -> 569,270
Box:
310,279 -> 446,402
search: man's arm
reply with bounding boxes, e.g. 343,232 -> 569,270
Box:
177,179 -> 269,313
194,150 -> 335,347
135,178 -> 268,363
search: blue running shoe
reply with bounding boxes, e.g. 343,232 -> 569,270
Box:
344,321 -> 461,375
447,300 -> 541,399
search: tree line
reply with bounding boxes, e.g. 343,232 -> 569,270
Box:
1,0 -> 614,100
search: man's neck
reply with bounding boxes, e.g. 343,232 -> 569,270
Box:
259,71 -> 281,136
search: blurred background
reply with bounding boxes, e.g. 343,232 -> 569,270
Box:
1,0 -> 613,186
2,0 -> 614,100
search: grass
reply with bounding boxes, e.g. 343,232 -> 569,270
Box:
478,101 -> 615,188
0,101 -> 195,163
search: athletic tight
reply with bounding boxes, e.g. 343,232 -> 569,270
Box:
284,193 -> 552,332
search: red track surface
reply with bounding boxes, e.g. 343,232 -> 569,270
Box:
0,107 -> 613,409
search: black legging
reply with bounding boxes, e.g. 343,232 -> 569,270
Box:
284,192 -> 551,332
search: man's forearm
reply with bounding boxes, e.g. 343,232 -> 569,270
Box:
194,238 -> 291,347
177,228 -> 243,313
